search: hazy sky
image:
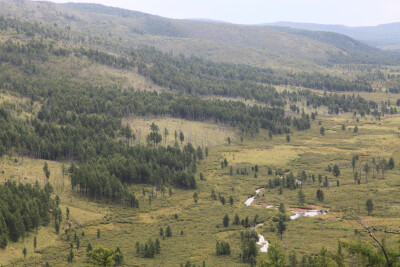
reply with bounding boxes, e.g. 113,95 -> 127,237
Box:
48,0 -> 400,26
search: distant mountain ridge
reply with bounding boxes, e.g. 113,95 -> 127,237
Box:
186,18 -> 230,24
0,0 -> 398,67
61,3 -> 400,64
263,21 -> 400,50
266,26 -> 398,64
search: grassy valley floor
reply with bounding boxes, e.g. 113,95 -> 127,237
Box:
1,113 -> 400,266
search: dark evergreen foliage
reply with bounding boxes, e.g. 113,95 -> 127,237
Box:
0,181 -> 58,247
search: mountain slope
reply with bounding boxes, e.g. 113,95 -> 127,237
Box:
264,21 -> 400,49
0,0 -> 398,68
0,0 -> 377,69
266,26 -> 399,64
61,3 -> 346,64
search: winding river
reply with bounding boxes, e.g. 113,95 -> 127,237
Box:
244,188 -> 327,252
257,233 -> 269,252
244,188 -> 262,206
290,210 -> 327,220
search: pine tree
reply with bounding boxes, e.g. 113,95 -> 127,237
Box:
388,157 -> 395,170
33,236 -> 37,252
55,221 -> 59,234
234,214 -> 240,225
229,196 -> 234,205
159,227 -> 164,237
166,226 -> 172,237
155,239 -> 161,254
115,247 -> 124,266
316,189 -> 325,202
164,128 -> 169,145
223,214 -> 229,227
76,237 -> 80,250
43,162 -> 50,179
298,189 -> 305,206
277,218 -> 286,240
333,165 -> 340,177
87,242 -> 93,252
267,243 -> 287,266
366,199 -> 374,215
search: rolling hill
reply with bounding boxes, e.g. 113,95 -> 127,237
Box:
0,0 -> 397,69
266,26 -> 399,64
264,21 -> 400,50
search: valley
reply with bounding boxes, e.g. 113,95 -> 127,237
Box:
0,0 -> 399,266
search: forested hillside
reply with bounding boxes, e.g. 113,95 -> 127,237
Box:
0,0 -> 400,266
0,0 -> 397,69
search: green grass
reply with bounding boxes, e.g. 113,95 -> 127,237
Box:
3,106 -> 400,266
123,117 -> 236,148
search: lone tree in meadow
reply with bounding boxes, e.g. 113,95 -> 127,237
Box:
320,126 -> 325,135
233,214 -> 240,225
332,165 -> 340,177
352,155 -> 359,172
316,189 -> 324,202
179,131 -> 185,144
43,162 -> 50,179
388,157 -> 395,170
364,162 -> 370,183
366,199 -> 374,215
229,196 -> 234,205
377,159 -> 387,179
66,207 -> 70,221
353,172 -> 359,184
166,226 -> 172,237
87,242 -> 93,252
223,214 -> 229,227
67,249 -> 74,263
298,189 -> 305,206
277,217 -> 286,240
276,203 -> 288,240
196,146 -> 203,160
286,135 -> 290,143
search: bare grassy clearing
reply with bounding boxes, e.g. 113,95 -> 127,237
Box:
124,116 -> 236,148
